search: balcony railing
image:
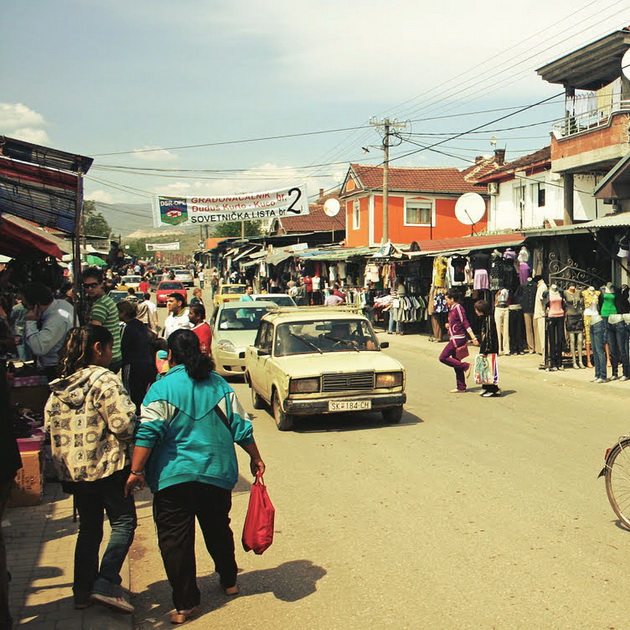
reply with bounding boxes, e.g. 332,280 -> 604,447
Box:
552,100 -> 630,139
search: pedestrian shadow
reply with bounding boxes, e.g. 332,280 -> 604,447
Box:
135,559 -> 326,628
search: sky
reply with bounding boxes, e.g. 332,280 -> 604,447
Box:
1,0 -> 629,233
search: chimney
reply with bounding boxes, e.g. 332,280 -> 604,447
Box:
494,148 -> 506,165
319,188 -> 324,199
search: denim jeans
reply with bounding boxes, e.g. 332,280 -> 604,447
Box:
388,313 -> 402,334
67,468 -> 137,602
590,320 -> 607,380
608,320 -> 628,378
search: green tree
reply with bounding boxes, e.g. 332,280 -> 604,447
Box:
212,220 -> 261,238
82,200 -> 111,238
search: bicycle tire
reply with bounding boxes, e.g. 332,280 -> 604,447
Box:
604,437 -> 630,530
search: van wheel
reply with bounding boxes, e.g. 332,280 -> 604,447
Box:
382,406 -> 403,423
272,390 -> 294,431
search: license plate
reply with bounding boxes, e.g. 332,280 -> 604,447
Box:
329,400 -> 372,412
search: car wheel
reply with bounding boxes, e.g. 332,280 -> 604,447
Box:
249,380 -> 265,410
382,406 -> 403,423
272,390 -> 294,431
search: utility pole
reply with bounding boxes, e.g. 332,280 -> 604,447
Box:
370,118 -> 407,244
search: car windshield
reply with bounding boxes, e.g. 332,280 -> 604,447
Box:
218,307 -> 269,331
257,295 -> 294,306
122,276 -> 141,283
222,286 -> 245,295
159,282 -> 184,290
273,319 -> 378,356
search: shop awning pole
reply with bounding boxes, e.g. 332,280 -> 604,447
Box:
73,168 -> 84,325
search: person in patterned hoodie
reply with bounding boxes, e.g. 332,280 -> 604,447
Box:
45,325 -> 137,614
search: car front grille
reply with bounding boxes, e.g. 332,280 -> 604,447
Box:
321,371 -> 374,392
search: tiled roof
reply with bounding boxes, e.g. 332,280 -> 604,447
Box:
476,147 -> 551,182
412,232 -> 525,255
278,193 -> 345,233
346,164 -> 485,195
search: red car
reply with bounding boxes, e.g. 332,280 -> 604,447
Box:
156,280 -> 187,306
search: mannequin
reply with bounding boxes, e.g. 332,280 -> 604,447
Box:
514,277 -> 536,353
489,250 -> 503,291
533,276 -> 548,359
544,283 -> 565,370
563,285 -> 585,369
494,287 -> 510,355
602,283 -> 625,380
588,291 -> 607,383
582,286 -> 599,368
518,246 -> 531,284
470,251 -> 490,290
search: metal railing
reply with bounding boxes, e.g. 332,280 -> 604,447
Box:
552,100 -> 630,139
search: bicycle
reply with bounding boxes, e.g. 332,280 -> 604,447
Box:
599,435 -> 630,530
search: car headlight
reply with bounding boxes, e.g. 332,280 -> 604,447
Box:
289,377 -> 320,393
375,372 -> 403,388
217,340 -> 236,353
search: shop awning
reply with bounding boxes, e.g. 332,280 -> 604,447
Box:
0,214 -> 68,259
0,136 -> 93,234
580,212 -> 630,229
408,233 -> 526,257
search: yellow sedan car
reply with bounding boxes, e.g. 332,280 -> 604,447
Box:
213,283 -> 247,307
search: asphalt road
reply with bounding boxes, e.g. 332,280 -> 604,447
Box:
130,289 -> 630,629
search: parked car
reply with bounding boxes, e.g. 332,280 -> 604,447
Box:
174,269 -> 194,287
210,301 -> 276,378
107,290 -> 131,304
118,275 -> 142,290
251,293 -> 297,307
245,307 -> 406,431
156,280 -> 187,306
213,283 -> 247,307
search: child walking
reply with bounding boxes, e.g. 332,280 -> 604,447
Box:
474,299 -> 501,397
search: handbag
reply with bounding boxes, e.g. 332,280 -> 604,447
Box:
242,472 -> 275,555
455,343 -> 469,360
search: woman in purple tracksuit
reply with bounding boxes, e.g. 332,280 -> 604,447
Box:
439,291 -> 479,393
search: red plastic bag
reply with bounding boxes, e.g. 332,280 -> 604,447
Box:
242,473 -> 275,555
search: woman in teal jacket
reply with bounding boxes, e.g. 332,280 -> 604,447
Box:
125,329 -> 265,625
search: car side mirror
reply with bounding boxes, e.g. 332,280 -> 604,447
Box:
380,341 -> 389,349
257,348 -> 270,356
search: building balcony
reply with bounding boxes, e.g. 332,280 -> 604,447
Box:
550,107 -> 630,175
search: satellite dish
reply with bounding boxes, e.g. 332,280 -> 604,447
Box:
323,198 -> 340,217
455,193 -> 486,226
622,48 -> 630,80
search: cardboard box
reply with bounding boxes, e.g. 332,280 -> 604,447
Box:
9,450 -> 44,507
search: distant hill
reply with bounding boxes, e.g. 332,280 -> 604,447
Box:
93,201 -> 199,238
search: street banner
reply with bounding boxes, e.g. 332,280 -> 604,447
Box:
146,242 -> 180,251
152,185 -> 309,228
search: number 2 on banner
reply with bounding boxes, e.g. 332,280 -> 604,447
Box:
286,188 -> 302,214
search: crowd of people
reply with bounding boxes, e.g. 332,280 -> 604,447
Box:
1,260 -> 266,627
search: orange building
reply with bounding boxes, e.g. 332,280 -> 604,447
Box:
339,163 -> 493,248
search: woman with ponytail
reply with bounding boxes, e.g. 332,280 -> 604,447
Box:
45,325 -> 137,613
125,328 -> 265,625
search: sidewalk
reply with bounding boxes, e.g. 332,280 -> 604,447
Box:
5,482 -> 132,630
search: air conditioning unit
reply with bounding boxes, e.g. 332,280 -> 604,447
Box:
488,182 -> 499,196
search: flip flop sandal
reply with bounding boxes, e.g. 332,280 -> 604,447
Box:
170,606 -> 200,624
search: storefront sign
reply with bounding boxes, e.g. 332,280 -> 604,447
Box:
146,242 -> 180,251
152,185 -> 309,228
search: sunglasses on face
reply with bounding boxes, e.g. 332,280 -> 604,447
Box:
83,282 -> 100,289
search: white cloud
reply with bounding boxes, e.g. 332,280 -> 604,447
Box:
0,103 -> 50,144
132,147 -> 178,162
152,163 -> 342,201
86,190 -> 116,204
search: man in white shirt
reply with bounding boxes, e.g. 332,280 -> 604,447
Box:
141,292 -> 159,331
163,293 -> 192,340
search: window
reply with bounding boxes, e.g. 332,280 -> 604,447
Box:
353,200 -> 360,230
405,200 -> 433,226
537,183 -> 546,207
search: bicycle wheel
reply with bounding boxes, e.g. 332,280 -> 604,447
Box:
604,438 -> 630,530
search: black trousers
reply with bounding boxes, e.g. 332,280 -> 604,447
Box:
153,482 -> 237,611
